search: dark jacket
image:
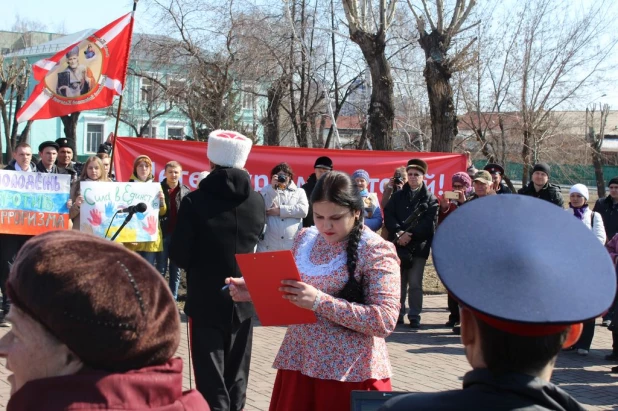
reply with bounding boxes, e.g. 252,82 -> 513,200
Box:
301,173 -> 317,227
57,161 -> 83,183
160,178 -> 191,235
4,159 -> 37,171
384,182 -> 439,259
496,181 -> 512,194
170,168 -> 265,327
379,368 -> 586,411
36,160 -> 69,175
518,182 -> 564,208
593,195 -> 618,240
7,358 -> 209,411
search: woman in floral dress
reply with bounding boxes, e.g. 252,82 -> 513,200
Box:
227,171 -> 401,411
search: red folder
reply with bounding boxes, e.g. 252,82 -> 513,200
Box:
235,251 -> 317,326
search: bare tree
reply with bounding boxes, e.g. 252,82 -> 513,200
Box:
342,0 -> 397,150
143,0 -> 247,139
60,113 -> 80,152
514,0 -> 617,184
586,104 -> 610,197
0,56 -> 32,159
107,70 -> 175,137
454,0 -> 617,185
407,0 -> 478,152
10,14 -> 48,50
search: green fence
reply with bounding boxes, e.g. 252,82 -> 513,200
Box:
473,161 -> 618,188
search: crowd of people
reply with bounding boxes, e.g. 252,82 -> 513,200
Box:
0,130 -> 616,411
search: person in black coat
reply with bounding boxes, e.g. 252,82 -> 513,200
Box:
301,156 -> 332,227
384,159 -> 438,328
170,130 -> 265,411
593,177 -> 618,241
595,177 -> 618,329
518,163 -> 564,207
380,195 -> 616,411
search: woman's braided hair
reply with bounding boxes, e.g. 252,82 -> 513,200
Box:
311,171 -> 365,303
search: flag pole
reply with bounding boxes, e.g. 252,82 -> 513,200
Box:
110,0 -> 138,178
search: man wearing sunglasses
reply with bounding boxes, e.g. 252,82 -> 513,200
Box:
384,159 -> 439,329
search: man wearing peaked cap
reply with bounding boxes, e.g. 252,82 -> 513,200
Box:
381,195 -> 616,411
467,170 -> 495,202
483,163 -> 512,194
384,158 -> 438,329
55,138 -> 83,182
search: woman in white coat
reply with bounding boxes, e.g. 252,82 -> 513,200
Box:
258,163 -> 309,252
566,183 -> 605,356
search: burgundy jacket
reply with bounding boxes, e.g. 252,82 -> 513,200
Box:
7,358 -> 209,410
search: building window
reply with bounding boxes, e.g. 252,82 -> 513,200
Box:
142,126 -> 157,138
242,82 -> 256,110
141,77 -> 155,102
86,124 -> 104,153
167,78 -> 186,104
167,127 -> 184,139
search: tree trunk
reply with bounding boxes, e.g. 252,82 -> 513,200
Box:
318,115 -> 325,147
349,30 -> 394,151
1,105 -> 7,163
592,149 -> 606,198
521,129 -> 532,186
19,121 -> 32,145
264,78 -> 286,146
60,112 -> 80,153
418,31 -> 457,152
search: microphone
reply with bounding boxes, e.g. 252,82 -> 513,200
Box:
119,202 -> 147,214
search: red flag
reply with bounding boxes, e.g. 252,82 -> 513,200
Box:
17,13 -> 134,123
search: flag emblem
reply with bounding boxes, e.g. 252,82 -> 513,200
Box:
17,13 -> 134,123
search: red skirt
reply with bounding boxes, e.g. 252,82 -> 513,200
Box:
269,369 -> 391,411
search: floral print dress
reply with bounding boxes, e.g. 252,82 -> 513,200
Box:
272,226 -> 401,382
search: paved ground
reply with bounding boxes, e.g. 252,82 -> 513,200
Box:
0,295 -> 615,409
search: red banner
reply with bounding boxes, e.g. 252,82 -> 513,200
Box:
113,138 -> 466,198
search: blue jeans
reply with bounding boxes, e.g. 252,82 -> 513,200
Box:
137,251 -> 157,267
156,234 -> 181,300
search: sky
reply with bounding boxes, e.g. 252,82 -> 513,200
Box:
3,0 -> 617,109
1,0 -> 158,36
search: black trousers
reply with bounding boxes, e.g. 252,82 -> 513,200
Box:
574,319 -> 596,350
0,234 -> 30,313
190,317 -> 253,411
447,293 -> 460,323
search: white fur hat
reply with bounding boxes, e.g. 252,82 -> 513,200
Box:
569,183 -> 589,201
207,130 -> 252,169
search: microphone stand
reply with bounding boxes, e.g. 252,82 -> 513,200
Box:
110,211 -> 136,242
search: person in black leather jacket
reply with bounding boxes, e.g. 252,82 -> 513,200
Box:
384,159 -> 438,329
518,163 -> 564,208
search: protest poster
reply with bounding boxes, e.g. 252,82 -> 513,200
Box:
79,181 -> 161,242
0,170 -> 70,235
